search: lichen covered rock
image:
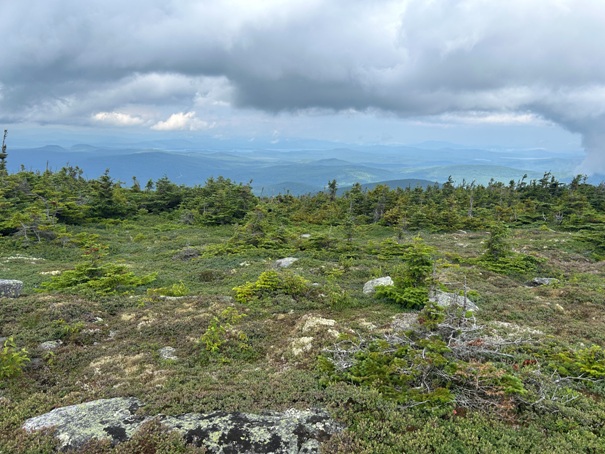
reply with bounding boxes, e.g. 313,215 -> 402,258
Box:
161,408 -> 342,453
429,290 -> 478,311
0,279 -> 23,298
22,398 -> 342,453
22,397 -> 146,451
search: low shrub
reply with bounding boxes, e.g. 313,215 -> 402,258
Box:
0,337 -> 30,381
233,270 -> 311,304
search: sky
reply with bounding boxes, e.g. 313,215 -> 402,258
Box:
2,0 -> 605,172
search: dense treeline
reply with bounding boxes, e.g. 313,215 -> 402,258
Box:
2,165 -> 604,241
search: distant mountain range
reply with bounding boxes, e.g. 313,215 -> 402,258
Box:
6,140 -> 586,195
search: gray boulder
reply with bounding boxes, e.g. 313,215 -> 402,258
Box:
22,398 -> 342,453
0,279 -> 23,298
528,277 -> 559,287
363,277 -> 394,295
429,290 -> 478,311
275,257 -> 299,268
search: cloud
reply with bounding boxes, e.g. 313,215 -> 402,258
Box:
1,0 -> 605,171
92,112 -> 145,127
151,112 -> 213,131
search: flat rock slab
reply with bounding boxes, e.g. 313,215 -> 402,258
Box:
161,408 -> 341,453
0,279 -> 23,298
22,398 -> 342,453
22,397 -> 145,451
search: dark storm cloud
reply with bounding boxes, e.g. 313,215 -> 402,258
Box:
2,0 -> 605,170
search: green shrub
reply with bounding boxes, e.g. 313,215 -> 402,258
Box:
146,281 -> 189,298
199,307 -> 252,363
52,319 -> 85,342
233,270 -> 311,304
0,337 -> 29,380
375,237 -> 435,309
477,253 -> 541,276
40,242 -> 157,295
319,303 -> 601,419
375,285 -> 428,309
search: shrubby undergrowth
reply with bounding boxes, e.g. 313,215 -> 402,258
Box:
1,165 -> 605,452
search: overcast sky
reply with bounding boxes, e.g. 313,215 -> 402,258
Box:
2,0 -> 605,172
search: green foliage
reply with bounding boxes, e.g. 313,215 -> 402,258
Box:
228,204 -> 293,249
376,237 -> 435,309
577,228 -> 605,260
320,302 -> 605,422
548,344 -> 605,378
233,270 -> 310,304
52,319 -> 85,342
4,165 -> 605,452
399,236 -> 436,288
146,281 -> 190,298
0,337 -> 29,380
40,241 -> 156,295
375,285 -> 428,309
478,253 -> 541,275
189,176 -> 257,225
199,307 -> 251,363
483,223 -> 511,261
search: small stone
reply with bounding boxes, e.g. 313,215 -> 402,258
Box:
0,279 -> 23,298
39,340 -> 63,351
275,257 -> 299,268
300,234 -> 312,239
363,277 -> 394,295
159,346 -> 178,361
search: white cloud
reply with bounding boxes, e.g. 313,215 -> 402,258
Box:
151,112 -> 213,131
437,112 -> 547,126
92,111 -> 145,126
2,0 -> 605,170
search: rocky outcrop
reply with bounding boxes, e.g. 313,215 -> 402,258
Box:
0,279 -> 23,298
22,398 -> 145,451
22,397 -> 342,453
161,408 -> 341,453
275,257 -> 299,268
362,277 -> 393,295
